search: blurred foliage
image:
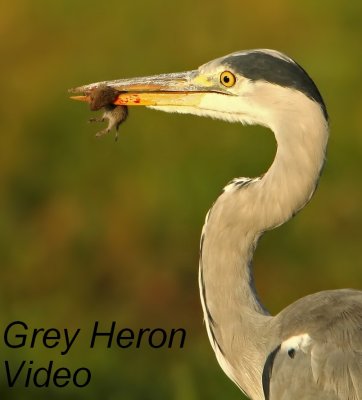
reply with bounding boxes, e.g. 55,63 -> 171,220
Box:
0,0 -> 362,399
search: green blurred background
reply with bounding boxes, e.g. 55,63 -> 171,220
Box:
1,0 -> 362,398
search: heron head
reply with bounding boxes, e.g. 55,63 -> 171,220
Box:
69,49 -> 327,130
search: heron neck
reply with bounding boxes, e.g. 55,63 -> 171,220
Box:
199,109 -> 328,396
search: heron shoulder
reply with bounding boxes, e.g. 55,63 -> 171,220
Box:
263,289 -> 362,399
274,289 -> 362,338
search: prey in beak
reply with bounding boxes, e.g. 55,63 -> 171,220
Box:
69,68 -> 234,137
74,84 -> 128,140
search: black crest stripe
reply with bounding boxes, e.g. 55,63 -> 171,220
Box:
224,51 -> 328,120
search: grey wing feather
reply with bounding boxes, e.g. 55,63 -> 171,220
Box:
266,289 -> 362,400
268,347 -> 340,399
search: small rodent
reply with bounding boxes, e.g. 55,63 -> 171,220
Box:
87,85 -> 128,140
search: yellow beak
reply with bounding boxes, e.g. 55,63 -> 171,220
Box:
69,70 -> 221,108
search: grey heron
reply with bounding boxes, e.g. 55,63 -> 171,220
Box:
70,49 -> 362,399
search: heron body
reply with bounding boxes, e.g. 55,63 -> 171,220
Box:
70,49 -> 362,399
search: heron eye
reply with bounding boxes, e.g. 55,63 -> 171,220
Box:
220,71 -> 236,87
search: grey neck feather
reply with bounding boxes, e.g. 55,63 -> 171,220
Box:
199,100 -> 329,399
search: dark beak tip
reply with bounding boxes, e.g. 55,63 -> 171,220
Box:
68,87 -> 81,94
68,85 -> 92,95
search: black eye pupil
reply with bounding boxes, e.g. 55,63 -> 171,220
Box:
224,76 -> 230,83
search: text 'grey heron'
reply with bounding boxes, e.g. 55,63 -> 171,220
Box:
70,49 -> 362,400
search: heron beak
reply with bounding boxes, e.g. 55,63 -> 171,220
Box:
69,70 -> 219,107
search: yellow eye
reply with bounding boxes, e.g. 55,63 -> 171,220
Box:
220,71 -> 236,87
